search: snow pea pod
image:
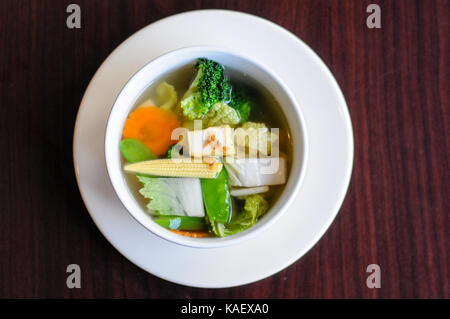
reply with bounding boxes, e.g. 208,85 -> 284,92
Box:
154,216 -> 206,230
120,138 -> 156,163
201,167 -> 231,223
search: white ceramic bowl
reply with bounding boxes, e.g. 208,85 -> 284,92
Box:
105,46 -> 308,248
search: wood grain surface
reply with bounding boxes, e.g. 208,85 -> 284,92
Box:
0,0 -> 448,298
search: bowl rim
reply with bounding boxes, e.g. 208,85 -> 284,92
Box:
104,45 -> 309,248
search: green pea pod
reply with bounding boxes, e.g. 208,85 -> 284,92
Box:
153,216 -> 206,230
120,138 -> 156,163
201,167 -> 231,224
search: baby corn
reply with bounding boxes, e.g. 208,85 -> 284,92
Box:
124,158 -> 222,179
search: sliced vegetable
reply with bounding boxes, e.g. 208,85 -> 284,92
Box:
120,138 -> 156,163
156,81 -> 178,110
201,166 -> 231,224
169,229 -> 210,238
137,175 -> 205,217
122,106 -> 180,156
230,186 -> 269,197
154,216 -> 205,230
125,158 -> 222,179
209,194 -> 269,237
224,157 -> 286,187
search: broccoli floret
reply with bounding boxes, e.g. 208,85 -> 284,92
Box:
228,87 -> 251,123
180,58 -> 231,120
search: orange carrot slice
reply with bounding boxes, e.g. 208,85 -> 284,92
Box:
169,229 -> 210,238
122,106 -> 180,156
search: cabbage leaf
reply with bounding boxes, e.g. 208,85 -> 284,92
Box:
208,194 -> 269,237
137,175 -> 205,217
203,102 -> 241,127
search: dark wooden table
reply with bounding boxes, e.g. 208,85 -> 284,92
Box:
0,0 -> 448,299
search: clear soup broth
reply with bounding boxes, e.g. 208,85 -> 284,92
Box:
121,59 -> 292,238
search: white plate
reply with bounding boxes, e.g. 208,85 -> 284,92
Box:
73,9 -> 353,288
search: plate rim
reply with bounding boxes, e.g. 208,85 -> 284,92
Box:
73,9 -> 354,288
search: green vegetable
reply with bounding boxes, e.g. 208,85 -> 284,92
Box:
120,138 -> 156,163
209,194 -> 269,237
180,58 -> 231,120
138,175 -> 205,217
240,194 -> 269,223
200,87 -> 252,127
165,145 -> 176,158
203,102 -> 241,127
156,81 -> 178,110
201,166 -> 231,223
228,87 -> 251,123
154,216 -> 206,230
165,144 -> 183,159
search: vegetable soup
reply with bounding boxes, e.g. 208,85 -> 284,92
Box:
120,58 -> 292,238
